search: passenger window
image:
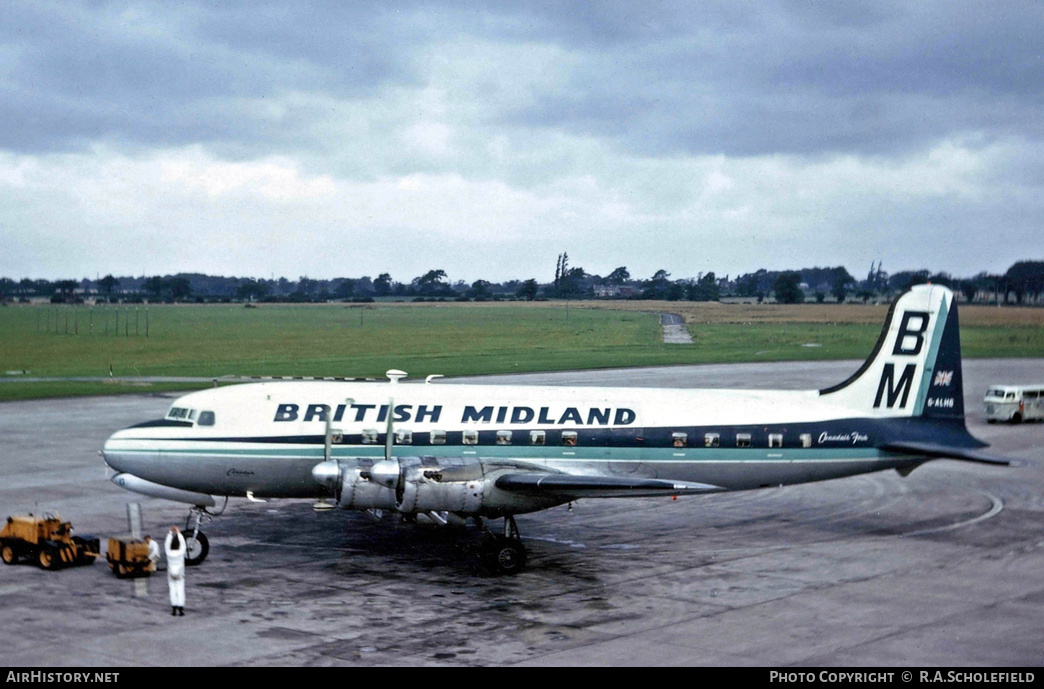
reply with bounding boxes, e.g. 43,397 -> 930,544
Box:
463,430 -> 478,445
361,429 -> 378,444
496,430 -> 512,445
530,430 -> 545,445
430,430 -> 446,445
331,430 -> 344,444
800,433 -> 812,448
561,431 -> 578,446
768,433 -> 783,448
672,432 -> 687,448
197,411 -> 215,426
395,429 -> 412,445
736,433 -> 751,448
704,433 -> 720,448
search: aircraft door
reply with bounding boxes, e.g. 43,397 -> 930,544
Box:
607,427 -> 654,477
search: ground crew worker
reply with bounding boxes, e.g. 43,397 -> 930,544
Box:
164,527 -> 186,616
144,535 -> 161,572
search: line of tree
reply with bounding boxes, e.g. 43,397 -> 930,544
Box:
2,260 -> 1042,305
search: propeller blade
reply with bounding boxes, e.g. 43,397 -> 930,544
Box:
385,397 -> 395,461
324,410 -> 332,462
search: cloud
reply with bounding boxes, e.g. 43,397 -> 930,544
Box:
1,1 -> 1041,281
2,134 -> 1039,282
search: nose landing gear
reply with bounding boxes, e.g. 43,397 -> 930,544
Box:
183,506 -> 213,566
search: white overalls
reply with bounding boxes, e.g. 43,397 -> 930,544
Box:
147,539 -> 161,571
164,531 -> 186,608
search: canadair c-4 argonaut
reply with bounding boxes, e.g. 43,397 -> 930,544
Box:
103,285 -> 1010,574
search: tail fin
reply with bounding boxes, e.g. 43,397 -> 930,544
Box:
820,284 -> 965,420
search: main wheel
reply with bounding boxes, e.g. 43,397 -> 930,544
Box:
481,536 -> 527,575
184,531 -> 209,566
1,543 -> 18,565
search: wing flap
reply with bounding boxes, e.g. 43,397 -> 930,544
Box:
882,441 -> 1015,466
495,473 -> 723,499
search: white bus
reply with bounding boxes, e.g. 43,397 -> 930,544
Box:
984,385 -> 1044,423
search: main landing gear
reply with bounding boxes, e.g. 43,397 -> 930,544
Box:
478,515 -> 527,576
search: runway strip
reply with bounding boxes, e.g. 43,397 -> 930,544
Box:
660,312 -> 693,344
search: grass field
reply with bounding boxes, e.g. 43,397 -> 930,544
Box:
1,301 -> 1042,401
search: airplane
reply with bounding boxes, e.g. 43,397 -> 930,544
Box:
102,284 -> 1011,574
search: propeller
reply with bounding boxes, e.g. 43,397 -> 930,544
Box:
311,398 -> 352,510
324,408 -> 333,461
369,397 -> 399,489
384,396 -> 394,461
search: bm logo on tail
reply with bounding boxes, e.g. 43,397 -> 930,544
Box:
874,310 -> 929,409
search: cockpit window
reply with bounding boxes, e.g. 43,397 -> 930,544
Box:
197,411 -> 215,426
167,406 -> 194,420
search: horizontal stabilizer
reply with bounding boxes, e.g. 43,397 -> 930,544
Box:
881,441 -> 1016,467
495,473 -> 723,499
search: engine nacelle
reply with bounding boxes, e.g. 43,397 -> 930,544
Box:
311,457 -> 564,516
340,464 -> 398,511
397,459 -> 485,514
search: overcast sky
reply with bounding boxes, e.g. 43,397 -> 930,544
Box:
2,1 -> 1042,283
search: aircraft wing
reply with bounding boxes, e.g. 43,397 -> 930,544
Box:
494,473 -> 724,499
881,441 -> 1016,466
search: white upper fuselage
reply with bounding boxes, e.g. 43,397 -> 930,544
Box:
102,378 -> 899,500
163,379 -> 861,432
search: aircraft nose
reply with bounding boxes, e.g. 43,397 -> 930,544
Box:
102,427 -> 137,473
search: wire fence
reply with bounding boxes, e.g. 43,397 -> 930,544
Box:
33,305 -> 150,337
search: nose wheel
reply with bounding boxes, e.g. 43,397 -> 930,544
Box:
479,515 -> 527,575
183,507 -> 212,566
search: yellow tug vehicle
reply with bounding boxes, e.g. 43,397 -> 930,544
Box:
105,536 -> 155,578
0,513 -> 100,570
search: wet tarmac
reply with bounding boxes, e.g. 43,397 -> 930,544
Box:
0,359 -> 1041,666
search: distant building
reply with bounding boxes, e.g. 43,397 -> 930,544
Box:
594,285 -> 639,298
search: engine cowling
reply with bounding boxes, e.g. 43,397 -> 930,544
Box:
311,457 -> 563,516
